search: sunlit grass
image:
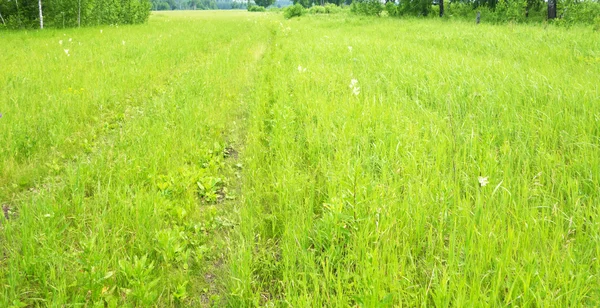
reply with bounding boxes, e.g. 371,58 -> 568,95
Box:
229,15 -> 600,306
0,11 -> 270,306
1,10 -> 599,306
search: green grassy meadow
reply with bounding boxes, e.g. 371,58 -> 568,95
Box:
1,10 -> 600,307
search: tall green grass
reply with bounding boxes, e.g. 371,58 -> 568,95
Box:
229,16 -> 600,306
1,11 -> 271,306
1,11 -> 599,306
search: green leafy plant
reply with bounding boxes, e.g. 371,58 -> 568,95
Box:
118,255 -> 160,305
248,5 -> 267,12
351,0 -> 384,16
284,4 -> 305,19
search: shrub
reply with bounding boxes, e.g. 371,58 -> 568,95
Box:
494,0 -> 527,22
325,3 -> 342,13
351,0 -> 384,16
398,0 -> 432,16
156,2 -> 171,10
309,5 -> 327,14
308,4 -> 342,14
248,5 -> 267,12
447,2 -> 475,18
284,4 -> 306,18
385,2 -> 399,17
559,0 -> 600,25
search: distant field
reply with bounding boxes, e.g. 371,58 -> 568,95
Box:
1,11 -> 599,306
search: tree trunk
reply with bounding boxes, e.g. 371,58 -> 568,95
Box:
548,0 -> 556,19
38,0 -> 44,29
78,0 -> 81,27
439,0 -> 444,17
0,10 -> 5,26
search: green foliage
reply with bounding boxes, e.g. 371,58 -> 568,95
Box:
397,0 -> 432,16
155,1 -> 171,10
0,0 -> 151,29
248,4 -> 266,11
292,0 -> 313,8
385,2 -> 399,16
255,0 -> 276,8
446,2 -> 475,18
351,0 -> 384,16
309,5 -> 327,14
440,0 -> 600,25
558,0 -> 600,25
308,3 -> 342,14
494,0 -> 528,22
284,3 -> 305,18
151,0 -> 217,10
118,255 -> 160,305
324,3 -> 342,13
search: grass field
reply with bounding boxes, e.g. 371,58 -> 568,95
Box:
1,10 -> 600,307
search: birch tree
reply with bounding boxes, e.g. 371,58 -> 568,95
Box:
38,0 -> 43,29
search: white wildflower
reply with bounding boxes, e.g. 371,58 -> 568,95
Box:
69,38 -> 72,42
478,176 -> 489,187
100,29 -> 103,34
59,40 -> 63,45
64,49 -> 70,56
348,46 -> 352,52
349,79 -> 360,96
122,40 -> 126,45
297,65 -> 306,73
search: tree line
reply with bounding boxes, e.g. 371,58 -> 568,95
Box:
150,0 -> 223,10
346,0 -> 599,24
0,0 -> 151,29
